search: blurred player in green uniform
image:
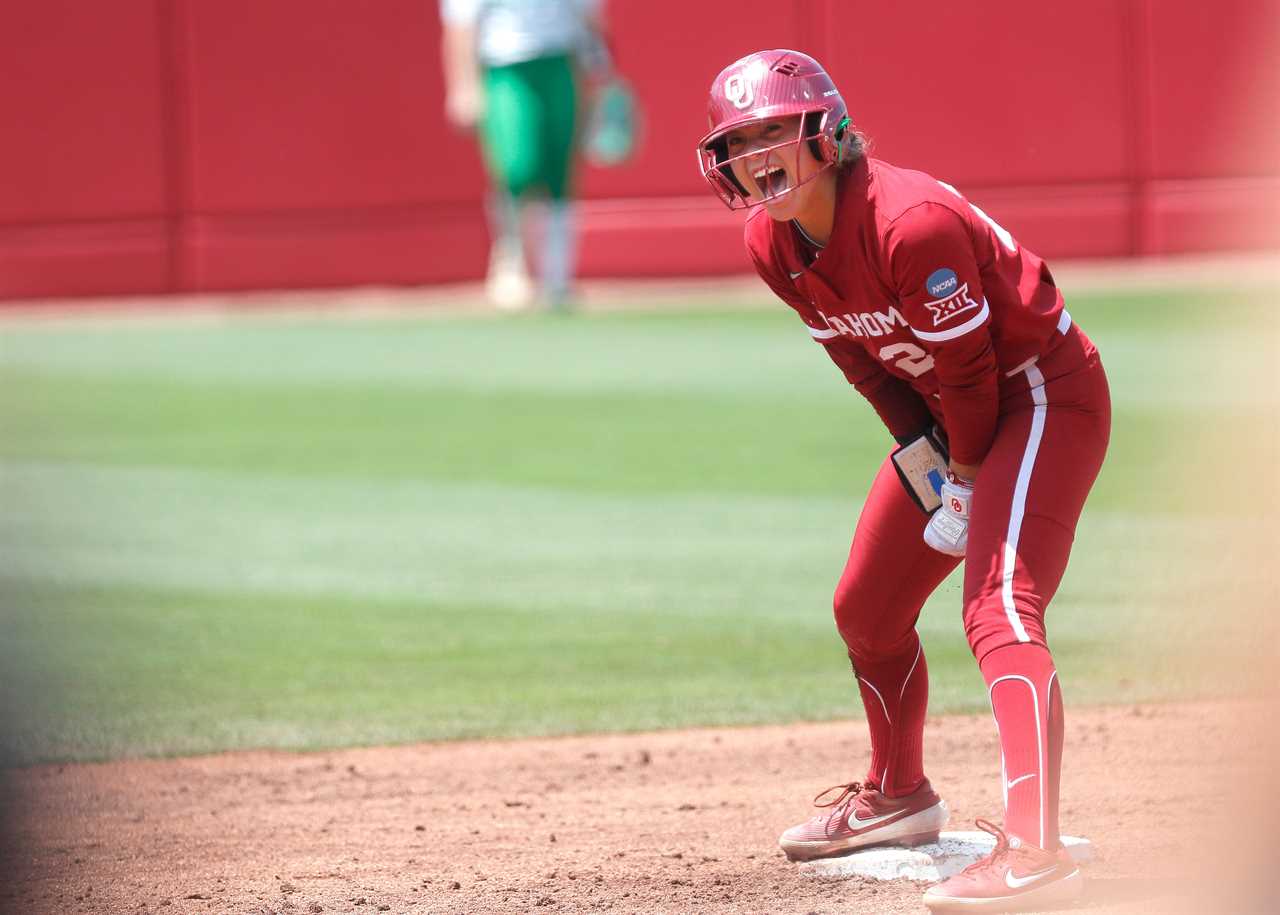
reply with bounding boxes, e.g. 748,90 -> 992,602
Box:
440,0 -> 608,310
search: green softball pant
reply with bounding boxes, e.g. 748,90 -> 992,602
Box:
480,54 -> 579,201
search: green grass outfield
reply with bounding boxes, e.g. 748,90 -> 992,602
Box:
1,286 -> 1275,765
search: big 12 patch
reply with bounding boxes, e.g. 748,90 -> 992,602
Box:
923,267 -> 981,326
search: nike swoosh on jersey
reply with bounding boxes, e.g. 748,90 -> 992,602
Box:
789,270 -> 804,279
1004,864 -> 1073,890
1006,773 -> 1036,791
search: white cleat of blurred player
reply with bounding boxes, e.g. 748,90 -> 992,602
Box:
486,247 -> 534,311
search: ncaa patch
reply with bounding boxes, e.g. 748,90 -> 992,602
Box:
926,268 -> 959,298
923,274 -> 982,326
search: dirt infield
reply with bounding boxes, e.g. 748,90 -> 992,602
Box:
2,701 -> 1273,915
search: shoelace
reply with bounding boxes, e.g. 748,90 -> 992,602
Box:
954,818 -> 1012,876
812,781 -> 866,810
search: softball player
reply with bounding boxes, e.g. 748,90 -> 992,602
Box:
697,49 -> 1111,913
440,0 -> 607,310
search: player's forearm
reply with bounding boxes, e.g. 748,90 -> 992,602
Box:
858,376 -> 935,443
443,24 -> 477,85
441,23 -> 481,127
823,342 -> 934,440
584,0 -> 606,34
932,336 -> 999,468
938,381 -> 997,468
949,459 -> 981,483
576,0 -> 612,77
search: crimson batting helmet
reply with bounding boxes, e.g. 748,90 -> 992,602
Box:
697,49 -> 855,209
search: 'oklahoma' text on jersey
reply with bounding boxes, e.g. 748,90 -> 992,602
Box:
746,156 -> 1072,465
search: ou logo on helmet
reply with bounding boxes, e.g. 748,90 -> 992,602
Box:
724,72 -> 753,110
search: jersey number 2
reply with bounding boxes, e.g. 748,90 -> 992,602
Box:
879,343 -> 935,377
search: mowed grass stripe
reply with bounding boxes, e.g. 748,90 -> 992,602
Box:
2,461 -> 858,611
0,582 -> 858,763
0,308 -> 834,395
0,372 -> 885,497
0,370 -> 1251,515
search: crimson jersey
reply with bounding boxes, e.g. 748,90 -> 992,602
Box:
745,157 -> 1071,465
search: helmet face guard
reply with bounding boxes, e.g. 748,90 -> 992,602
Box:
696,50 -> 852,211
697,110 -> 841,210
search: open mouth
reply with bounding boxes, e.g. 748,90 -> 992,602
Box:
752,164 -> 789,198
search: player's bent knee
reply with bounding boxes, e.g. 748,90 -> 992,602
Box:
834,587 -> 920,661
832,579 -> 874,628
837,618 -> 917,665
832,594 -> 871,652
834,611 -> 880,660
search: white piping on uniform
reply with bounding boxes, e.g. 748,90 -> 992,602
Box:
910,299 -> 990,342
1000,364 -> 1048,645
858,677 -> 892,726
988,674 -> 1045,849
858,676 -> 893,788
885,641 -> 926,790
1046,669 -> 1059,849
1057,309 -> 1072,335
1005,357 -> 1038,378
897,642 -> 923,709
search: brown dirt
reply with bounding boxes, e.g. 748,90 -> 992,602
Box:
2,701 -> 1276,915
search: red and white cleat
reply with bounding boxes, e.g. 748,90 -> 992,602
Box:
923,819 -> 1083,912
778,779 -> 948,862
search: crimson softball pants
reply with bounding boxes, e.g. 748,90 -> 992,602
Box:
833,326 -> 1111,809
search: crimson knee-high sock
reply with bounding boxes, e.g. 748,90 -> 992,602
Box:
849,635 -> 928,798
980,642 -> 1064,850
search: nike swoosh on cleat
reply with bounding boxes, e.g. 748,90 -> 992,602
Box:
846,809 -> 911,832
1004,865 -> 1068,890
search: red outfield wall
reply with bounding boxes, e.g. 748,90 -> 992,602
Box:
1,0 -> 1277,300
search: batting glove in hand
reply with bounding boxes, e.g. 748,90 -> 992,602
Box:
923,474 -> 973,557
